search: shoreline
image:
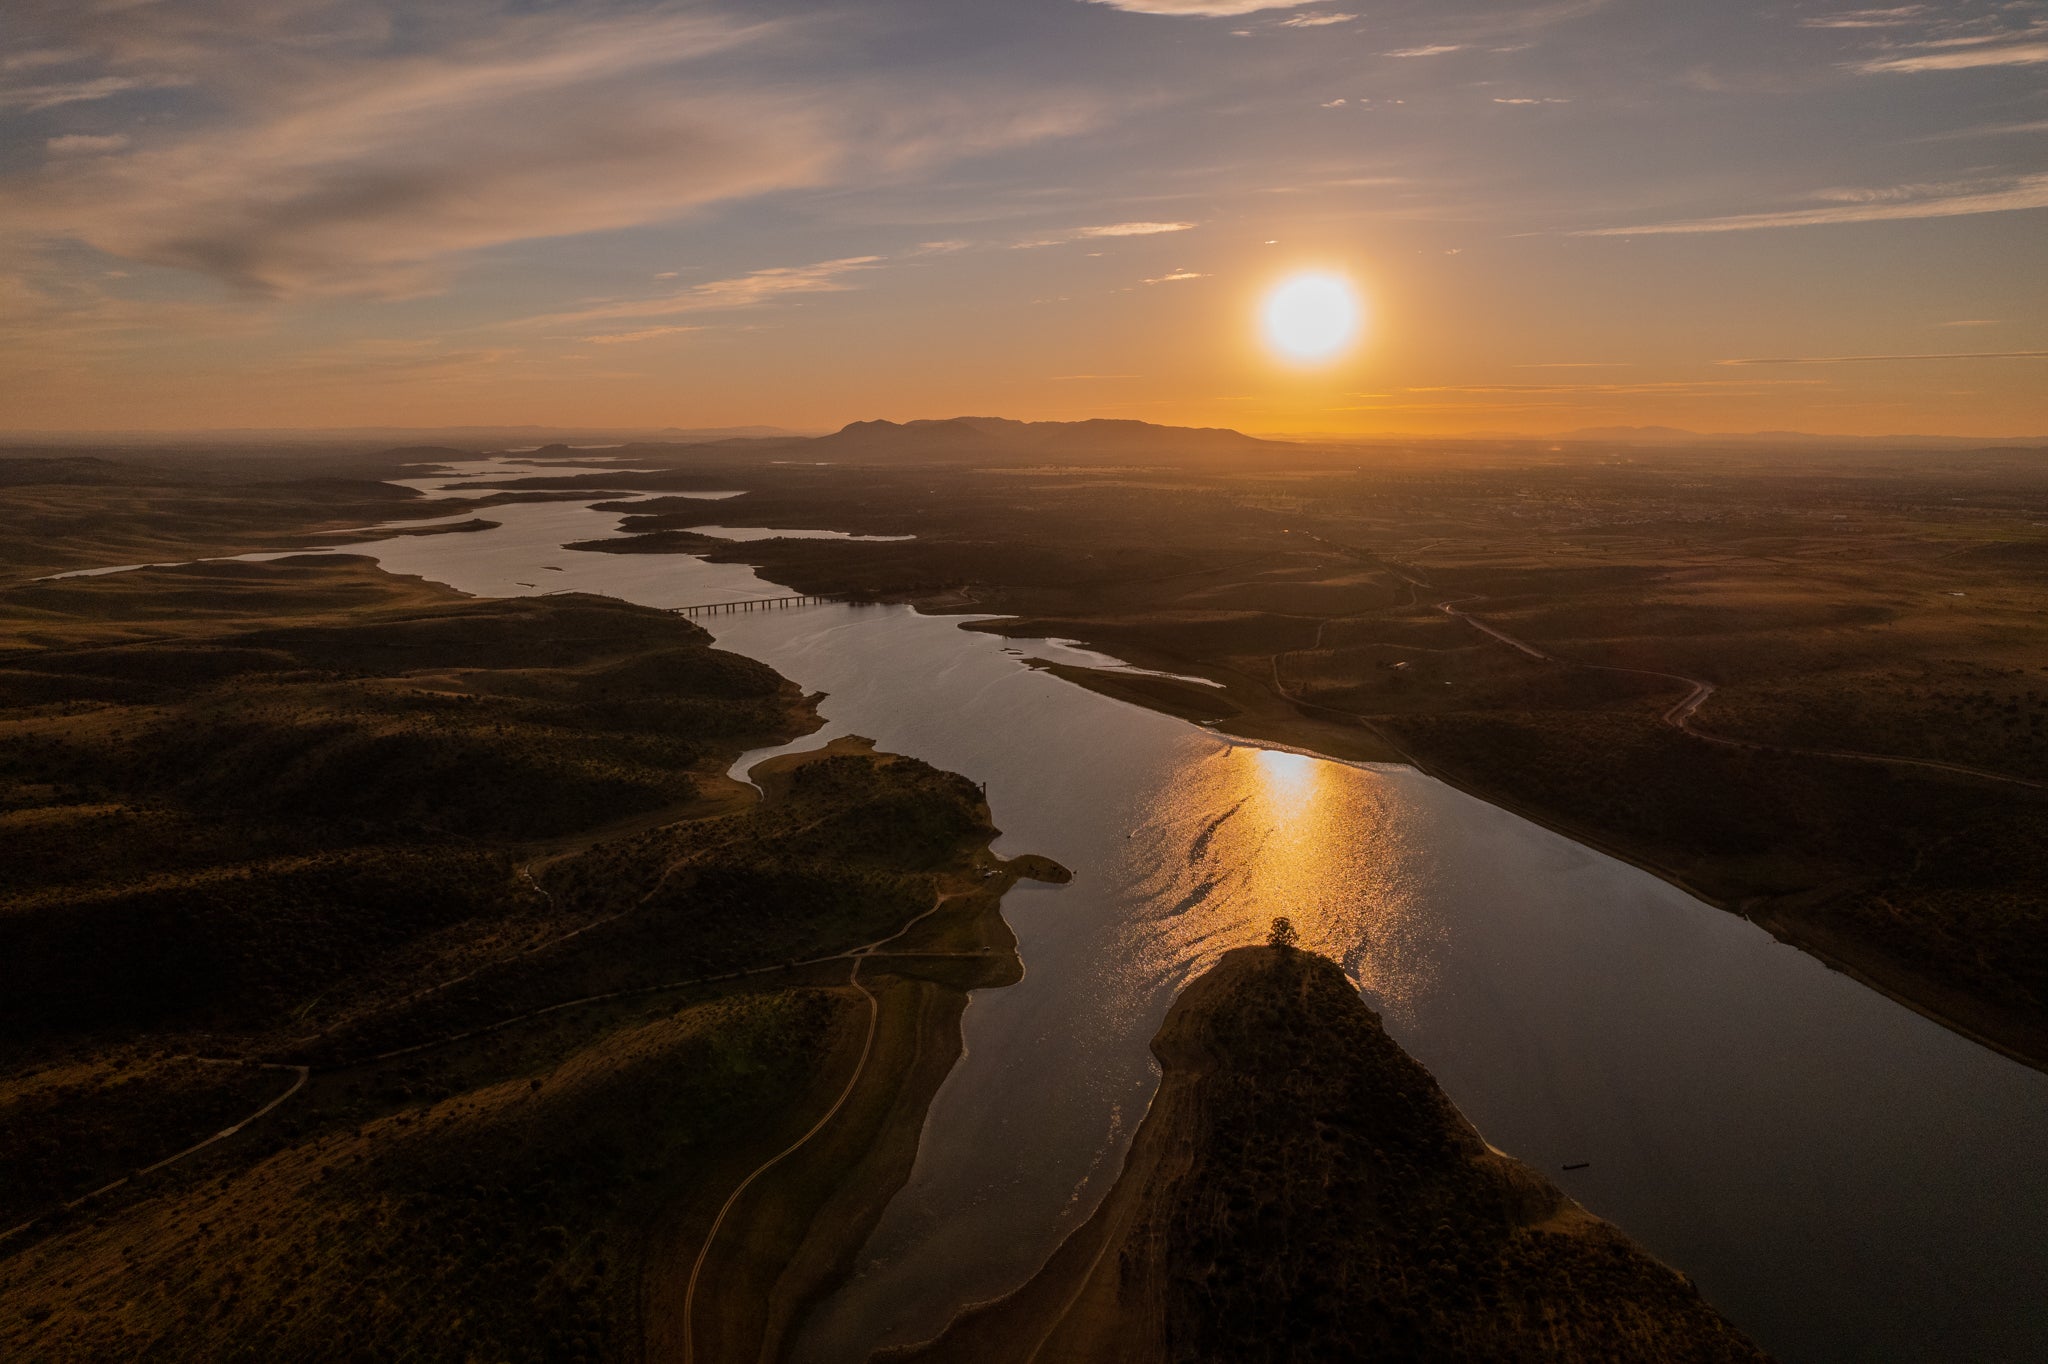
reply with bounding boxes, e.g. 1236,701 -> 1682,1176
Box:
51,462 -> 2031,1064
641,753 -> 1071,1363
891,947 -> 1770,1363
0,539 -> 1075,1364
926,597 -> 2048,1074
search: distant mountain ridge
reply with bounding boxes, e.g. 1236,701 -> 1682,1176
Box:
812,416 -> 1284,457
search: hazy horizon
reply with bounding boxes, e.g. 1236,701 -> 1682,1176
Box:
2,1 -> 2045,436
4,416 -> 2047,446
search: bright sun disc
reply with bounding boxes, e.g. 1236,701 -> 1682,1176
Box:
1262,272 -> 1360,362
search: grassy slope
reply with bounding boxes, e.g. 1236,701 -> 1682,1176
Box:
0,546 -> 1062,1364
0,561 -> 800,1051
0,453 -> 475,585
899,946 -> 1770,1364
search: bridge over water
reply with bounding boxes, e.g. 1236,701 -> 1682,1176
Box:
667,594 -> 831,617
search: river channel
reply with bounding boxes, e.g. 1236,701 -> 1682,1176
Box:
262,461 -> 2048,1361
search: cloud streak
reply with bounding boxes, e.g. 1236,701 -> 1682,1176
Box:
1402,380 -> 1826,394
3,10 -> 823,297
516,256 -> 885,332
1015,220 -> 1200,248
1078,221 -> 1199,237
1801,7 -> 1929,30
0,74 -> 189,111
1079,1 -> 1322,15
1577,173 -> 2048,234
1717,350 -> 2048,365
1857,42 -> 2048,73
0,5 -> 1105,298
581,325 -> 707,345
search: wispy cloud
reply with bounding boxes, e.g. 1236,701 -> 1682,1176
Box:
2,48 -> 91,74
0,6 -> 1104,299
0,269 -> 261,373
1079,1 -> 1323,15
1403,380 -> 1827,394
1385,44 -> 1467,57
1717,350 -> 2048,365
1909,118 -> 2048,142
1143,269 -> 1208,283
1857,42 -> 2048,73
1577,172 -> 2048,234
268,339 -> 532,388
581,325 -> 707,346
1014,220 -> 1200,249
2,11 -> 820,296
44,133 -> 130,156
516,256 -> 885,331
1278,13 -> 1357,28
1078,221 -> 1200,237
0,74 -> 188,111
1800,7 -> 1928,30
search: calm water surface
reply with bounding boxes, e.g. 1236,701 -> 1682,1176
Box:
276,463 -> 2048,1363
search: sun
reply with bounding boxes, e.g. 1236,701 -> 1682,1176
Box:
1261,272 -> 1362,363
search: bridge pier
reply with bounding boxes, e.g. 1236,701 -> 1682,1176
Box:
666,593 -> 829,618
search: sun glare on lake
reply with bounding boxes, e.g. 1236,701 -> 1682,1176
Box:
1261,272 -> 1362,364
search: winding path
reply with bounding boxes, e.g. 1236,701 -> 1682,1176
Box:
1277,536 -> 2042,791
678,891 -> 961,1364
1434,599 -> 2046,790
0,1061 -> 309,1244
1,880 -> 984,1256
679,955 -> 877,1364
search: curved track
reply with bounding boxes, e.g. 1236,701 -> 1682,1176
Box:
678,891 -> 960,1364
1435,600 -> 2045,790
0,1061 -> 309,1244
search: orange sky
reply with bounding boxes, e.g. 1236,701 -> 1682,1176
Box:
2,0 -> 2044,437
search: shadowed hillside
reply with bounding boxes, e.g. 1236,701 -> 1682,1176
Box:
0,551 -> 1063,1364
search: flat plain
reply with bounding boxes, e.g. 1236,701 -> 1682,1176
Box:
509,428 -> 2048,1068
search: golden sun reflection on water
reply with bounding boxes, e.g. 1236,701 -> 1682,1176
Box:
1126,742 -> 1438,1019
1252,748 -> 1318,812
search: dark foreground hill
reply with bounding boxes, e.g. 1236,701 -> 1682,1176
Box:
0,553 -> 1063,1363
898,944 -> 1769,1364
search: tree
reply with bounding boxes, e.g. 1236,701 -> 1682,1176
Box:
1268,916 -> 1299,951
